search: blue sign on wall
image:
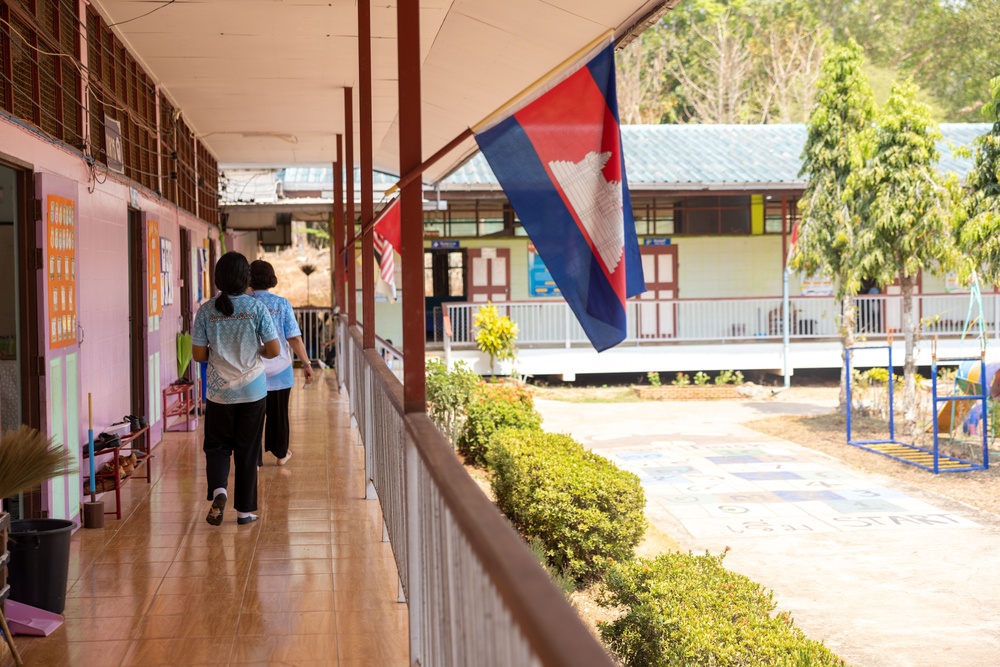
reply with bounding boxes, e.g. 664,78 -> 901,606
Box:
431,240 -> 460,249
528,244 -> 560,297
643,237 -> 671,246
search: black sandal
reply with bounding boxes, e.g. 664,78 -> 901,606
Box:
206,493 -> 227,526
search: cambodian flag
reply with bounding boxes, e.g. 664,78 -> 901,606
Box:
474,41 -> 645,351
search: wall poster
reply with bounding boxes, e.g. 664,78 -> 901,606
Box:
800,274 -> 835,297
47,195 -> 77,349
161,237 -> 174,306
527,242 -> 560,297
201,241 -> 210,300
148,219 -> 162,316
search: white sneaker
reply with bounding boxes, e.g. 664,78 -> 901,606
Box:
277,451 -> 292,466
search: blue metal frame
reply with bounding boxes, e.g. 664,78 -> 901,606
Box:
845,345 -> 989,474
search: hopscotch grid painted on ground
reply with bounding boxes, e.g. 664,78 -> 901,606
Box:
600,441 -> 978,539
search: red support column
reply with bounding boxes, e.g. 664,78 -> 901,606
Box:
333,135 -> 345,313
398,0 -> 425,413
345,87 -> 356,326
359,0 -> 375,349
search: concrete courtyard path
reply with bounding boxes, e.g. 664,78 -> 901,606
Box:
535,392 -> 1000,667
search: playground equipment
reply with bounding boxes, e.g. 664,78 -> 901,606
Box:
845,343 -> 989,473
931,359 -> 1000,434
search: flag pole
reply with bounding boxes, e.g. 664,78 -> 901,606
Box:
782,264 -> 791,389
781,221 -> 799,392
383,29 -> 615,199
470,29 -> 613,134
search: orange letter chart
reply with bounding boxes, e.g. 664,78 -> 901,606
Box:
47,195 -> 77,349
148,219 -> 162,316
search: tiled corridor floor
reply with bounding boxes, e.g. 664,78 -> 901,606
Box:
11,372 -> 408,666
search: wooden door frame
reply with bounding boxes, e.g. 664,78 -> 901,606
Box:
179,227 -> 193,332
14,165 -> 41,432
466,247 -> 511,303
638,244 -> 679,338
5,162 -> 43,517
128,209 -> 149,421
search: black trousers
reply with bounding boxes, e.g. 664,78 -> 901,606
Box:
204,398 -> 266,513
260,388 -> 292,462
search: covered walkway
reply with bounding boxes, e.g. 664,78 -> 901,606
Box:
11,371 -> 407,667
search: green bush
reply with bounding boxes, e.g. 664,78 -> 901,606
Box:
693,371 -> 711,385
457,383 -> 541,467
647,371 -> 662,387
598,551 -> 847,667
527,536 -> 576,596
715,369 -> 745,385
488,429 -> 647,582
672,372 -> 691,386
425,359 -> 481,446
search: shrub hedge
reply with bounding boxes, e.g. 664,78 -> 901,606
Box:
598,551 -> 848,667
488,428 -> 647,582
457,382 -> 540,466
425,359 -> 481,446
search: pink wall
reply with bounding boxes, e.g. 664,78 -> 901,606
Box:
1,116 -> 214,448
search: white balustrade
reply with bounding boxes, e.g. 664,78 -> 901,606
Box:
436,294 -> 996,347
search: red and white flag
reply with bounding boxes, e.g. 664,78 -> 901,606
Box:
373,198 -> 400,300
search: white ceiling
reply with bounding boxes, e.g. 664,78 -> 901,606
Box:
89,0 -> 672,183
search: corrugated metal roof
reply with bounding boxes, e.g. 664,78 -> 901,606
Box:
278,167 -> 398,193
259,123 -> 991,193
441,123 -> 991,189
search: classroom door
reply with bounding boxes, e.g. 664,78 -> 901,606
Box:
467,248 -> 510,303
637,245 -> 678,339
127,209 -> 150,433
35,172 -> 82,522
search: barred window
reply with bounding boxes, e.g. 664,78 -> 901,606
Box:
1,0 -> 83,147
85,7 -> 157,191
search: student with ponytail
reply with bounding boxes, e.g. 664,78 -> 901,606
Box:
192,252 -> 280,526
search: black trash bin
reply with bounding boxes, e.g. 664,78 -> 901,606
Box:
7,518 -> 75,614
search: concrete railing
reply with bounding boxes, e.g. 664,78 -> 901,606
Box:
339,319 -> 615,667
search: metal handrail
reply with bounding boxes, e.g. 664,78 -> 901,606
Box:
340,319 -> 615,667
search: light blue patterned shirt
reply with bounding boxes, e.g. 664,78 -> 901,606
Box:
252,290 -> 302,391
192,294 -> 278,404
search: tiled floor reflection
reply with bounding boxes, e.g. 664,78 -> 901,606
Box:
13,373 -> 408,666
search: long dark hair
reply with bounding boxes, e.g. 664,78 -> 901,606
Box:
250,259 -> 278,291
214,252 -> 251,316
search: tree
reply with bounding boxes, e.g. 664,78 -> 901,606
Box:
850,79 -> 956,432
791,40 -> 875,412
616,0 -> 827,125
616,29 -> 678,124
956,76 -> 1000,285
669,7 -> 755,123
850,0 -> 999,121
745,0 -> 827,123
